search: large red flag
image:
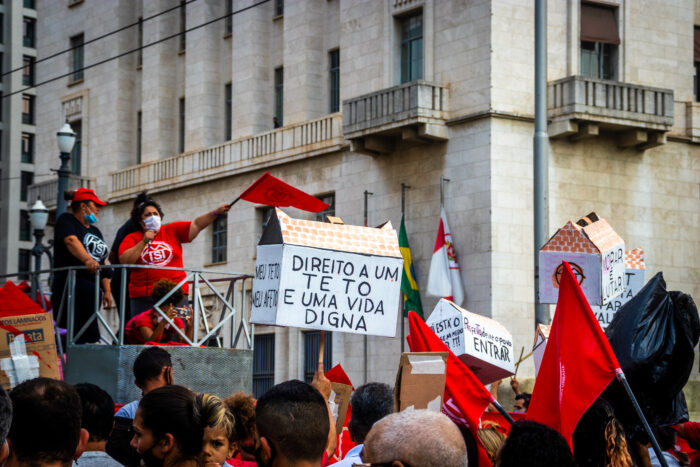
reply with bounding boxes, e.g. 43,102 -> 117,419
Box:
238,172 -> 330,212
408,311 -> 494,466
527,261 -> 621,445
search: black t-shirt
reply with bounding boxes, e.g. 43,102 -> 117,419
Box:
110,218 -> 140,265
54,213 -> 112,281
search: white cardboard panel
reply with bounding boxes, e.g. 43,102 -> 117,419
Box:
592,268 -> 645,329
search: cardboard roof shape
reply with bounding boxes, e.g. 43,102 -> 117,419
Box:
259,208 -> 401,258
0,282 -> 44,317
541,212 -> 624,255
625,248 -> 645,270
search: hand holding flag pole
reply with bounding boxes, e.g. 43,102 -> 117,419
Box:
229,172 -> 330,212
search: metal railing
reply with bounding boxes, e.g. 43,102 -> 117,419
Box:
110,113 -> 345,200
2,265 -> 254,359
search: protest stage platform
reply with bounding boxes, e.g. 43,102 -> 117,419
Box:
64,345 -> 252,404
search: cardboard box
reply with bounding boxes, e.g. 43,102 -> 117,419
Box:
0,312 -> 60,389
539,212 -> 625,306
251,209 -> 403,336
394,352 -> 448,412
329,382 -> 353,434
425,299 -> 514,385
591,248 -> 646,330
532,324 -> 551,377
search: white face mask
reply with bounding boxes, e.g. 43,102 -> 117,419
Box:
143,215 -> 161,232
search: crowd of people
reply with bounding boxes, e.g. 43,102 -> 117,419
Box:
0,345 -> 695,467
52,188 -> 229,344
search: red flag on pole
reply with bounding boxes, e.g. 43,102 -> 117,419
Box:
408,311 -> 494,467
238,172 -> 330,213
527,261 -> 621,446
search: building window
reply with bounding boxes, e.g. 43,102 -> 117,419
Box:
253,334 -> 275,398
329,49 -> 340,113
0,14 -> 4,44
260,206 -> 275,232
19,210 -> 30,241
18,249 -> 31,280
178,97 -> 185,153
20,171 -> 33,202
136,111 -> 142,163
225,83 -> 232,140
274,0 -> 283,17
274,67 -> 283,127
400,12 -> 423,83
225,0 -> 233,34
137,17 -> 143,67
22,56 -> 34,86
580,3 -> 619,80
179,0 -> 186,51
314,193 -> 335,222
21,95 -> 34,124
23,17 -> 35,48
21,133 -> 34,163
303,331 -> 332,383
695,27 -> 700,101
211,213 -> 227,263
71,34 -> 84,82
23,0 -> 36,9
71,120 -> 82,175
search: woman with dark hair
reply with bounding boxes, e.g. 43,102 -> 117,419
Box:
124,278 -> 193,344
118,192 -> 230,316
52,188 -> 112,344
573,398 -> 633,467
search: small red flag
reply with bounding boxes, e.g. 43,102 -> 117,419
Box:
325,364 -> 356,464
527,261 -> 621,446
408,311 -> 494,467
239,172 -> 329,213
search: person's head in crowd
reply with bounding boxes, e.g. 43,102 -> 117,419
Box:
496,420 -> 574,467
133,346 -> 173,394
457,423 -> 478,467
131,385 -> 202,465
223,392 -> 257,460
7,377 -> 89,467
151,278 -> 184,308
478,423 -> 506,463
255,380 -> 329,467
363,410 -> 468,467
347,382 -> 394,445
65,188 -> 106,224
198,393 -> 236,467
74,383 -> 115,452
573,398 -> 632,467
0,386 -> 11,465
130,191 -> 165,233
513,392 -> 531,412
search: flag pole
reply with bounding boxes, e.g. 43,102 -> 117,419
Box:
400,183 -> 409,353
490,397 -> 516,425
227,196 -> 241,209
440,176 -> 450,209
318,330 -> 326,371
363,190 -> 373,383
615,370 -> 668,467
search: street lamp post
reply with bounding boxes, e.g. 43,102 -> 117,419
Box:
56,122 -> 77,217
29,199 -> 53,306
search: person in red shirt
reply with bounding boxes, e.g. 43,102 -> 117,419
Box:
118,194 -> 230,317
125,279 -> 193,345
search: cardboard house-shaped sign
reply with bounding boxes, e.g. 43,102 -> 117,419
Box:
425,299 -> 514,384
532,324 -> 551,377
251,209 -> 403,337
539,213 -> 625,306
592,248 -> 646,330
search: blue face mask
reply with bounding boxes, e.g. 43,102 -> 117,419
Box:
85,212 -> 98,224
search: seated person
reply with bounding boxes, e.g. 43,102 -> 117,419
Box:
125,278 -> 192,344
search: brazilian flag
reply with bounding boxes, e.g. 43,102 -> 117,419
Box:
399,215 -> 423,318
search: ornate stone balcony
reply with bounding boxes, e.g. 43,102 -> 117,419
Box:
685,102 -> 700,143
548,76 -> 674,149
342,80 -> 449,155
110,113 -> 346,201
27,174 -> 95,210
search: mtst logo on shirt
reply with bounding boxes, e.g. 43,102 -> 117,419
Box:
141,241 -> 173,266
83,233 -> 108,262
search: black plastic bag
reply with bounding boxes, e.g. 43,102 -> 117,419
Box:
603,272 -> 700,434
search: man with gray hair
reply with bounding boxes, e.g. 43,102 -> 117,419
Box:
363,410 -> 468,467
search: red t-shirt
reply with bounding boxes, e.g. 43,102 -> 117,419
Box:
119,221 -> 192,298
125,309 -> 185,345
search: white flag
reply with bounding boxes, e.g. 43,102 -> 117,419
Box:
426,207 -> 464,305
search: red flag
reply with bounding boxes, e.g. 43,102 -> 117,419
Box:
527,261 -> 621,446
239,172 -> 329,213
325,365 -> 355,464
408,311 -> 494,467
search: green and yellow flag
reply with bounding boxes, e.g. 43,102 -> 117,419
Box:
399,215 -> 423,318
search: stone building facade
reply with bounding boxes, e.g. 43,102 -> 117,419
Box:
30,0 -> 699,411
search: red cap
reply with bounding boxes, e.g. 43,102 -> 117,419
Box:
73,187 -> 106,206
